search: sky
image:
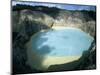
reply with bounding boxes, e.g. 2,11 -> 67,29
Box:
12,1 -> 96,11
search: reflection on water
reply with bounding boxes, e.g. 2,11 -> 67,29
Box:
26,28 -> 94,70
32,28 -> 93,56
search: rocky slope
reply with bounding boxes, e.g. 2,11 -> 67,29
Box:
12,5 -> 96,37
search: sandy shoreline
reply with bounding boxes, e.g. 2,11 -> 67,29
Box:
41,26 -> 83,32
52,26 -> 82,31
42,56 -> 81,69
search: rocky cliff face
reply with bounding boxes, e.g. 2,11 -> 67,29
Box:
12,8 -> 96,37
12,10 -> 54,32
52,10 -> 96,37
12,5 -> 96,74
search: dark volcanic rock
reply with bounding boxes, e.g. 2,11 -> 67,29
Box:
12,9 -> 54,33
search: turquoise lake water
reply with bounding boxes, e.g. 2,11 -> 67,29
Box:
31,28 -> 93,57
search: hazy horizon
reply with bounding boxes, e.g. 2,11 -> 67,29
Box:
12,1 -> 96,11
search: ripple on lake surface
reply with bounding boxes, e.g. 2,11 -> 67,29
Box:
31,28 -> 93,56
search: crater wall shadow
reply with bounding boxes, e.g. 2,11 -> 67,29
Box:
26,34 -> 55,72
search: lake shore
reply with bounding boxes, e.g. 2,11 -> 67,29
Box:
51,26 -> 94,38
52,26 -> 82,31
